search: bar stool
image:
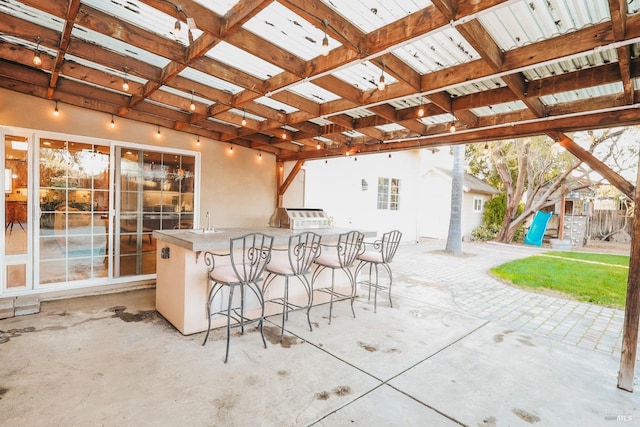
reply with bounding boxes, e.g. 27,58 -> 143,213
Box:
262,231 -> 322,340
202,232 -> 274,363
310,230 -> 364,324
354,230 -> 402,313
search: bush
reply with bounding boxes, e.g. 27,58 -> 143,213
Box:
471,193 -> 524,241
471,223 -> 502,241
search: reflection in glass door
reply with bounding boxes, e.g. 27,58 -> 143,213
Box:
115,148 -> 195,277
38,138 -> 110,285
3,135 -> 30,291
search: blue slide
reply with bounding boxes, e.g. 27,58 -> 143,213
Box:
524,211 -> 553,246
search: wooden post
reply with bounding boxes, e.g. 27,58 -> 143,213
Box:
617,154 -> 640,391
276,161 -> 284,208
558,194 -> 565,240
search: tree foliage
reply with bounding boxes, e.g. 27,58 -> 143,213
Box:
467,128 -> 637,243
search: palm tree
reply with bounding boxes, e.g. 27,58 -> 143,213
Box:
445,144 -> 464,255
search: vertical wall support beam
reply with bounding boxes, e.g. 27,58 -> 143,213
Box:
276,160 -> 284,208
617,153 -> 640,391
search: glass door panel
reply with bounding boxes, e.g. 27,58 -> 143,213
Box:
115,148 -> 195,277
4,135 -> 30,290
39,138 -> 110,285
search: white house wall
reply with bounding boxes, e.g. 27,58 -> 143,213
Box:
419,171 -> 452,239
300,152 -> 422,242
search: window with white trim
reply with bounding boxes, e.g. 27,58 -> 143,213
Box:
473,197 -> 483,213
377,177 -> 400,210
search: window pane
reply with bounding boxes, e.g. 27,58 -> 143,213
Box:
377,177 -> 389,210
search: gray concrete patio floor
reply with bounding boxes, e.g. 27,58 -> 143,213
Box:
1,240 -> 638,426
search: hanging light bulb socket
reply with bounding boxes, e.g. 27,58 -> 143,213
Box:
53,100 -> 59,117
189,89 -> 196,111
241,109 -> 247,126
377,63 -> 386,91
33,37 -> 42,66
196,135 -> 200,146
417,96 -> 425,117
174,19 -> 181,32
122,66 -> 130,92
156,125 -> 161,137
110,114 -> 115,128
449,122 -> 456,133
321,20 -> 330,57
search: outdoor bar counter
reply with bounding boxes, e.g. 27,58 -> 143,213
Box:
153,227 -> 375,335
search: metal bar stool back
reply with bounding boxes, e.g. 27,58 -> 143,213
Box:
355,230 -> 402,313
263,231 -> 322,339
202,232 -> 274,363
311,230 -> 364,324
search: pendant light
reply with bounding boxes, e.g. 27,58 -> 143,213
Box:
33,37 -> 42,66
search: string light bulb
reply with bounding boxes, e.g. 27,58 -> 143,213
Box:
258,152 -> 262,160
449,122 -> 456,133
282,129 -> 287,139
110,114 -> 115,128
229,145 -> 233,152
377,63 -> 386,91
156,125 -> 161,137
322,20 -> 330,57
417,96 -> 425,117
316,142 -> 321,150
122,66 -> 129,92
53,100 -> 59,117
189,89 -> 196,111
33,37 -> 42,66
174,19 -> 181,32
196,135 -> 200,146
241,109 -> 247,126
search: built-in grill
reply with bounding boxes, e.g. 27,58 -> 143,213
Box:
268,207 -> 330,229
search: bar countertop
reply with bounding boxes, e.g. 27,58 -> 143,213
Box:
153,227 -> 376,252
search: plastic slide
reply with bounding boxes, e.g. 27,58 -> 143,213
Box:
524,211 -> 553,246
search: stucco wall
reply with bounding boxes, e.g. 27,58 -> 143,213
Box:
0,88 -> 277,228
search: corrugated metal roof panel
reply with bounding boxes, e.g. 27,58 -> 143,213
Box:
178,68 -> 244,94
242,2 -> 335,60
471,101 -> 528,116
344,109 -> 375,119
0,0 -> 64,31
392,27 -> 480,74
523,51 -> 616,80
71,26 -> 171,68
540,83 -> 623,105
83,0 -> 201,46
192,0 -> 238,16
287,82 -> 342,103
418,113 -> 457,125
376,123 -> 406,132
254,96 -> 298,114
320,0 -> 433,33
333,61 -> 396,90
448,78 -> 506,97
479,0 -> 611,51
206,42 -> 283,79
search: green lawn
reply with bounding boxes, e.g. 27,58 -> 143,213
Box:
490,251 -> 630,308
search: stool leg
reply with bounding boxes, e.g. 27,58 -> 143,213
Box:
383,263 -> 393,308
328,268 -> 335,325
224,285 -> 235,363
373,264 -> 379,314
